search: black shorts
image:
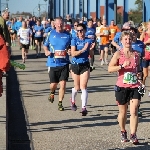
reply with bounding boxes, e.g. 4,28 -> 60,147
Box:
115,86 -> 141,105
71,62 -> 90,75
34,37 -> 43,42
20,43 -> 29,49
49,64 -> 69,83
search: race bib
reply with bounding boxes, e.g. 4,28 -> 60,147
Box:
37,31 -> 41,36
110,29 -> 115,34
55,50 -> 67,58
123,72 -> 137,84
146,45 -> 150,51
103,30 -> 109,35
10,30 -> 14,33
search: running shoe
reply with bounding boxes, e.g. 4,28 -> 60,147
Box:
58,101 -> 64,111
148,92 -> 150,97
101,60 -> 104,66
130,134 -> 139,144
121,131 -> 128,142
82,108 -> 87,116
138,108 -> 142,117
105,59 -> 109,65
71,102 -> 77,111
48,93 -> 54,103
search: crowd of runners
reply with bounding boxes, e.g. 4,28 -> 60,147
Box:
1,9 -> 150,145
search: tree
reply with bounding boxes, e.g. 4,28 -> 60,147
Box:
135,0 -> 143,12
117,13 -> 123,24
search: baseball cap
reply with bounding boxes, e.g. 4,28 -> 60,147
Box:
122,22 -> 131,30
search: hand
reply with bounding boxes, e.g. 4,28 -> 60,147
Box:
122,60 -> 130,68
6,42 -> 9,46
45,50 -> 51,56
90,43 -> 95,50
66,49 -> 71,55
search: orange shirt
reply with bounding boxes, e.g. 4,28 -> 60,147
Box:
109,25 -> 120,40
100,26 -> 110,45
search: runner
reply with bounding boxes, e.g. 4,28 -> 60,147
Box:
99,19 -> 110,65
8,18 -> 17,46
70,23 -> 94,116
85,19 -> 96,70
140,21 -> 150,96
95,20 -> 103,59
108,31 -> 142,144
17,21 -> 32,63
33,20 -> 44,57
131,28 -> 145,117
109,20 -> 120,54
43,17 -> 71,111
70,21 -> 78,39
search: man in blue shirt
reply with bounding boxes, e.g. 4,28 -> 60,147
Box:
43,17 -> 71,111
85,19 -> 96,70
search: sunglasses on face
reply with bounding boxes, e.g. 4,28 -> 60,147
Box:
77,29 -> 84,33
74,24 -> 78,26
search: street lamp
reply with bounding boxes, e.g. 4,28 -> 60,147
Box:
43,0 -> 47,18
38,4 -> 40,17
5,0 -> 9,10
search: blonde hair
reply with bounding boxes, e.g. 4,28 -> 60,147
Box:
120,31 -> 133,41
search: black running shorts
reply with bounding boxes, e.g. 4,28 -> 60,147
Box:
115,87 -> 141,105
71,62 -> 90,75
20,43 -> 29,49
49,64 -> 69,83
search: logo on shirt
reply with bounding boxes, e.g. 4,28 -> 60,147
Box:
53,35 -> 56,38
61,36 -> 67,38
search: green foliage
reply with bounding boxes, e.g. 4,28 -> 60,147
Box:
135,0 -> 143,11
117,13 -> 123,24
128,0 -> 143,23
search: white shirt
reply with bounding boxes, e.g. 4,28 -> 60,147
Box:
18,28 -> 32,45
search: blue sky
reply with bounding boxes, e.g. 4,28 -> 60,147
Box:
1,0 -> 136,15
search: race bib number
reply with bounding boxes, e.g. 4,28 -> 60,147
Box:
103,30 -> 109,35
10,30 -> 14,33
146,45 -> 150,51
123,72 -> 137,84
37,31 -> 41,36
55,50 -> 66,58
110,29 -> 115,34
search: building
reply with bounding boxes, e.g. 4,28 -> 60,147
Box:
90,6 -> 123,19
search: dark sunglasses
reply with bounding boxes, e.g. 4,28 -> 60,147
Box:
77,29 -> 84,33
74,24 -> 78,26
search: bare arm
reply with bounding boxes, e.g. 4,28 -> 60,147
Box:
108,51 -> 121,73
71,43 -> 89,57
43,45 -> 51,56
111,40 -> 121,49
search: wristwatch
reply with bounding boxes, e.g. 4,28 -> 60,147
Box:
120,64 -> 124,69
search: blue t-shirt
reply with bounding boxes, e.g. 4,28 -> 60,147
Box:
29,21 -> 36,28
113,32 -> 122,46
15,21 -> 22,32
44,26 -> 52,33
44,30 -> 71,67
85,27 -> 96,43
71,37 -> 92,64
132,40 -> 144,68
132,40 -> 144,57
34,25 -> 44,37
71,29 -> 77,39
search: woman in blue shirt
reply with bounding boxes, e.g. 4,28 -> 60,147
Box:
33,20 -> 44,57
70,23 -> 94,116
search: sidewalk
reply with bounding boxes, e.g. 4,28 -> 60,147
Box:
10,45 -> 150,150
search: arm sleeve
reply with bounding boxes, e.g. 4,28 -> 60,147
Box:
71,38 -> 76,46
